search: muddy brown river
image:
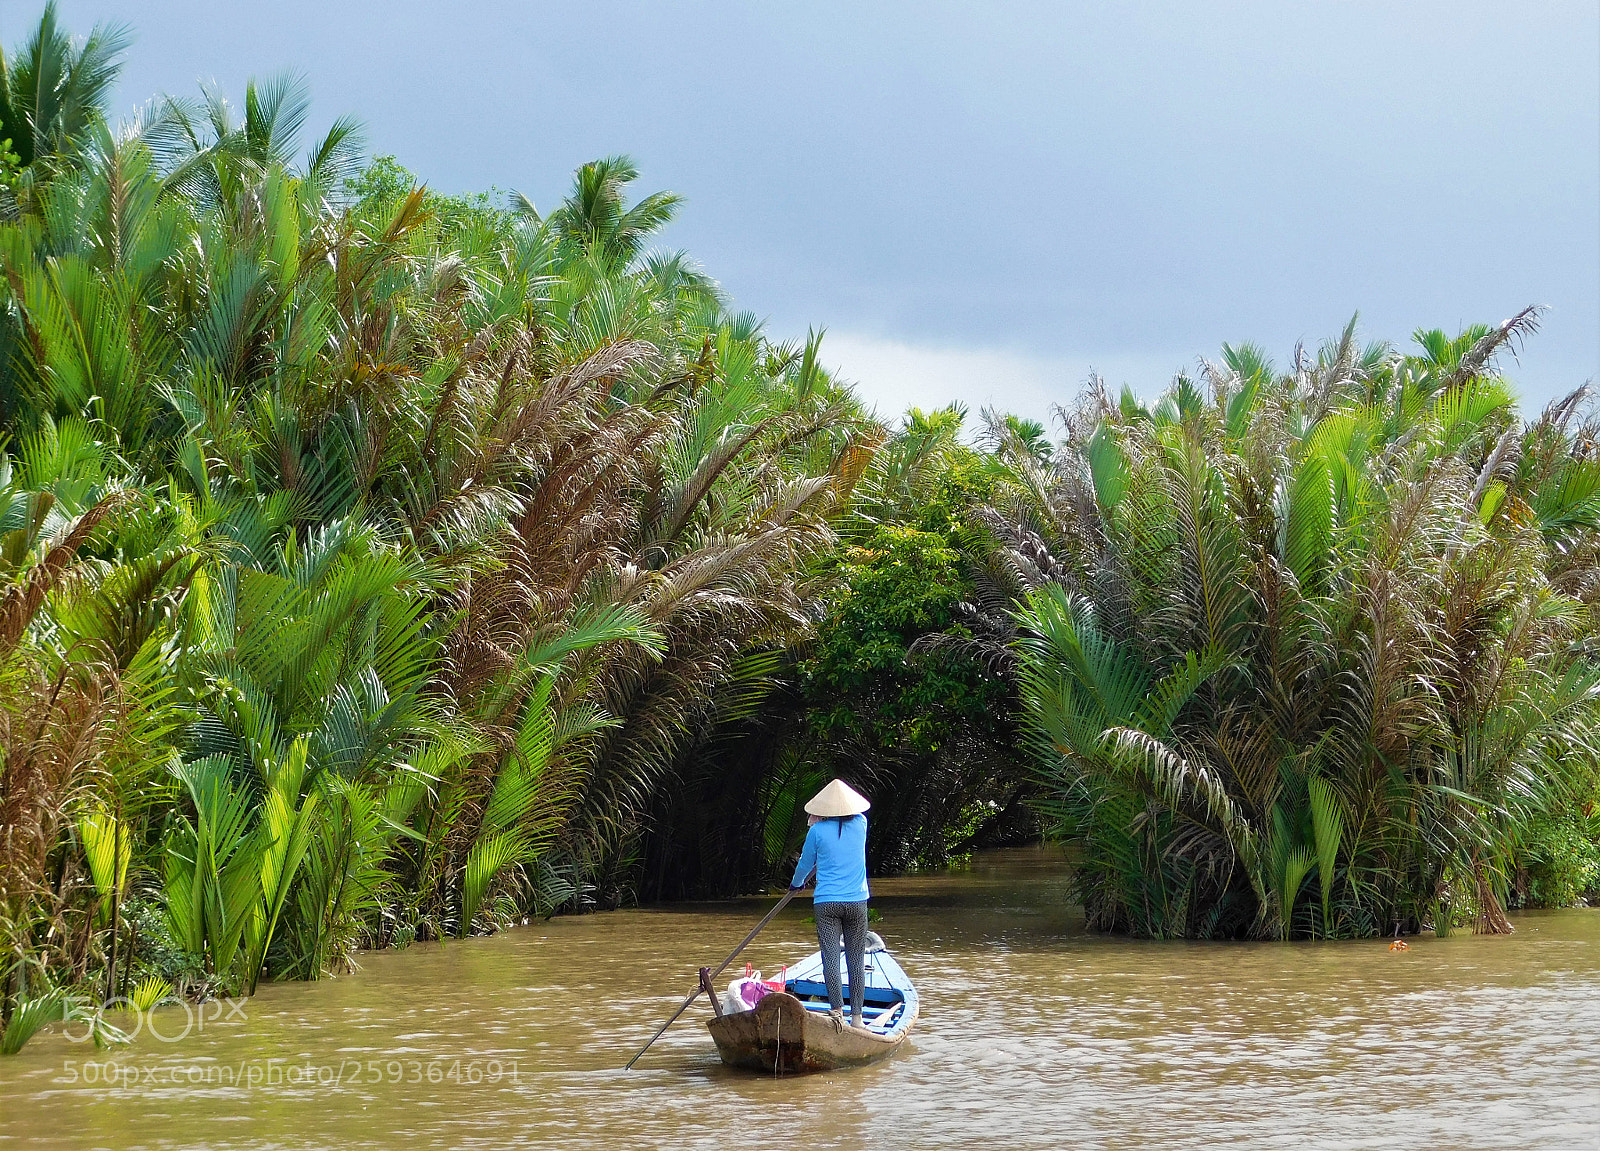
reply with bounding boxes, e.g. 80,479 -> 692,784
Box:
1,848 -> 1596,1149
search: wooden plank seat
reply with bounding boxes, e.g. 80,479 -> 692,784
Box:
786,979 -> 903,1007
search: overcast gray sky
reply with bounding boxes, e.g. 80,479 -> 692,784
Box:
36,1 -> 1600,424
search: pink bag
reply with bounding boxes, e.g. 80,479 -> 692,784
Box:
733,978 -> 771,1009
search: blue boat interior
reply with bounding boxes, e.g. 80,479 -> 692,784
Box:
779,946 -> 916,1035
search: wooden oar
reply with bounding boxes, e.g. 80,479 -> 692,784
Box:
624,882 -> 805,1070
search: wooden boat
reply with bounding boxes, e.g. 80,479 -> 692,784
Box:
706,937 -> 918,1073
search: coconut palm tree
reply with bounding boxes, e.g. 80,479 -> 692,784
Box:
531,154 -> 684,269
0,3 -> 130,175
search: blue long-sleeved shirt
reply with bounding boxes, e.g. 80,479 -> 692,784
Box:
791,814 -> 870,903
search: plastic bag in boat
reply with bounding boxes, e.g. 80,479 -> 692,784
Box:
724,972 -> 772,1012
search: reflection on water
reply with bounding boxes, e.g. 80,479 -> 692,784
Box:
1,848 -> 1597,1149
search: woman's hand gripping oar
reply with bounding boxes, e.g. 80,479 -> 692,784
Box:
624,876 -> 809,1070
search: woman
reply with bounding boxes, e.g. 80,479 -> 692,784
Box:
789,778 -> 871,1031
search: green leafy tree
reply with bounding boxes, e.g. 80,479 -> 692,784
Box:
800,427 -> 1017,872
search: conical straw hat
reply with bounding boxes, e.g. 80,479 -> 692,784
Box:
804,779 -> 870,818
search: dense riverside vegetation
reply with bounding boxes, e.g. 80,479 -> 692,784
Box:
993,333 -> 1600,939
0,6 -> 1595,1052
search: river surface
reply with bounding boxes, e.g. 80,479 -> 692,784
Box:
1,848 -> 1597,1150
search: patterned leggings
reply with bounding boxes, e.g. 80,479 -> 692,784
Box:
814,901 -> 868,1022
